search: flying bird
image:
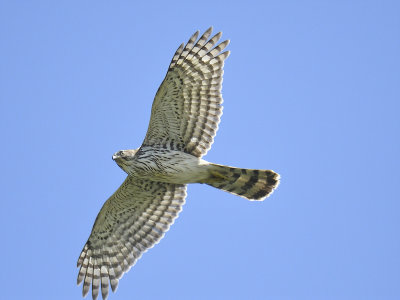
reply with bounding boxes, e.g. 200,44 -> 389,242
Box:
77,27 -> 280,300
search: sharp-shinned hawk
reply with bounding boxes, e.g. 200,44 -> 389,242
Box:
77,27 -> 280,300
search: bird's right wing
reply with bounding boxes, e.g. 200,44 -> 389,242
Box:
77,176 -> 187,300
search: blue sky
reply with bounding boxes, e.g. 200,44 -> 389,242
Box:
1,1 -> 399,299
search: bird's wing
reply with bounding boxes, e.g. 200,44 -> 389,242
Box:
77,176 -> 187,300
143,27 -> 230,157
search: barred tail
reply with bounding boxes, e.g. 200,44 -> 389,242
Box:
205,163 -> 280,200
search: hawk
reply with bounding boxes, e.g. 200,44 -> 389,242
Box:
77,27 -> 280,300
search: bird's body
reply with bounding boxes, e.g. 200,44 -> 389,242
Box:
77,27 -> 280,300
114,147 -> 211,184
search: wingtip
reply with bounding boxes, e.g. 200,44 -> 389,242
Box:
110,278 -> 119,292
214,31 -> 222,41
101,286 -> 109,300
92,291 -> 98,300
205,26 -> 213,36
82,285 -> 90,298
192,30 -> 200,40
222,50 -> 231,59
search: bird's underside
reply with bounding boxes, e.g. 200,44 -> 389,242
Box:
77,27 -> 280,300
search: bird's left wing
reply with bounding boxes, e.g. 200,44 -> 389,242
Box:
143,27 -> 230,157
77,176 -> 187,300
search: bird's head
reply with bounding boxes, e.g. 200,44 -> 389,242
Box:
112,149 -> 139,172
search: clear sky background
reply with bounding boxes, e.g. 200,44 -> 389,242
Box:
1,1 -> 399,299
